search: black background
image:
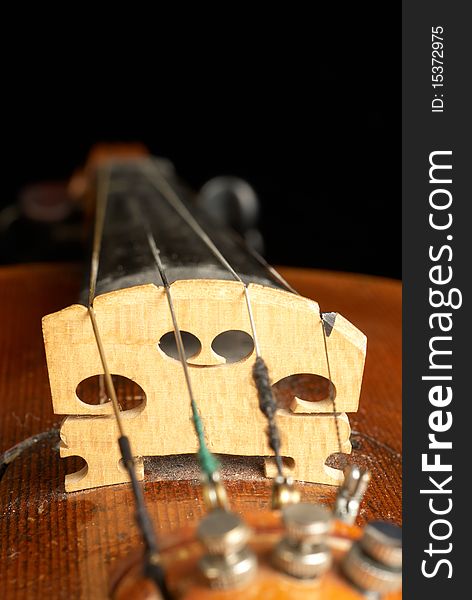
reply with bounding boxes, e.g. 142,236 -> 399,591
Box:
2,7 -> 399,278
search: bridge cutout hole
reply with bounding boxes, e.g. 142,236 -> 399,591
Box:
211,330 -> 254,363
159,331 -> 202,360
272,373 -> 335,410
76,375 -> 146,411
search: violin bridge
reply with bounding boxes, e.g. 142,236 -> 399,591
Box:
42,280 -> 366,492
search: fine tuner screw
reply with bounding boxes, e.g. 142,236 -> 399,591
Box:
273,502 -> 333,579
197,509 -> 257,589
271,474 -> 301,510
201,471 -> 229,511
342,521 -> 402,595
334,464 -> 371,524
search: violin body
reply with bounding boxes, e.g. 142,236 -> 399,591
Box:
0,263 -> 401,599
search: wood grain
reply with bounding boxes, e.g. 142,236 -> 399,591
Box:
0,264 -> 401,599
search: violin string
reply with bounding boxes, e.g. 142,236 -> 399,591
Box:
140,160 -> 285,477
141,159 -> 344,461
88,163 -> 110,307
255,256 -> 343,456
87,163 -> 169,598
248,253 -> 343,456
232,215 -> 342,455
250,253 -> 342,455
88,164 -> 125,432
239,240 -> 300,296
252,246 -> 343,455
321,320 -> 343,455
146,231 -> 220,479
189,168 -> 342,455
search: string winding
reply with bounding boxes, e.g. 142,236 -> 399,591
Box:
252,357 -> 284,475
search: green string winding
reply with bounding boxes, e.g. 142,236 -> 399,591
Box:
190,398 -> 219,477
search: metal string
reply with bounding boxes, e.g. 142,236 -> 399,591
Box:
321,320 -> 343,455
251,258 -> 343,455
263,263 -> 343,455
87,164 -> 170,598
146,232 -> 219,479
88,165 -> 126,437
248,255 -> 343,455
252,252 -> 343,455
230,219 -> 342,454
140,159 -> 344,458
88,164 -> 110,306
140,160 -> 288,476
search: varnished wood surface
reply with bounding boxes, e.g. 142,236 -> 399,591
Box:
0,264 -> 401,599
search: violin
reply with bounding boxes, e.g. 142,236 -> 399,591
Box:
0,145 -> 402,599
